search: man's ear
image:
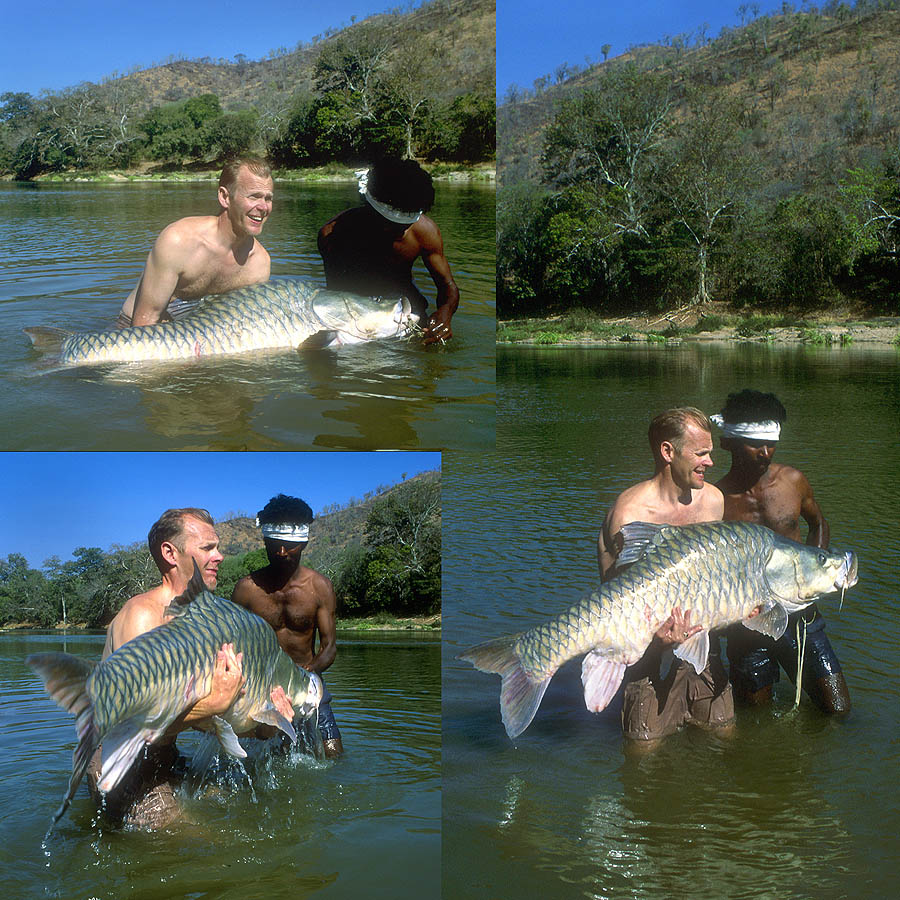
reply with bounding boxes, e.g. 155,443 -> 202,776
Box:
160,540 -> 180,567
218,184 -> 230,210
660,440 -> 676,463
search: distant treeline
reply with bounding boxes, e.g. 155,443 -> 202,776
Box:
0,475 -> 440,628
498,1 -> 900,316
0,1 -> 494,179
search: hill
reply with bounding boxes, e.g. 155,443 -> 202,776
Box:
1,0 -> 495,178
497,2 -> 900,318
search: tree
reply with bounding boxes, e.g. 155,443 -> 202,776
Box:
657,92 -> 757,303
541,64 -> 674,245
385,33 -> 444,158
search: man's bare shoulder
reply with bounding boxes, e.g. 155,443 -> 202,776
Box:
409,215 -> 443,250
156,215 -> 219,247
607,480 -> 657,526
697,482 -> 725,519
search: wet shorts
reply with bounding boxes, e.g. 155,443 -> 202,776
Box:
318,680 -> 342,743
622,652 -> 734,741
727,606 -> 843,694
87,742 -> 188,829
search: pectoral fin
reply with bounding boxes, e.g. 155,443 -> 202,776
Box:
212,715 -> 247,758
581,650 -> 627,712
99,718 -> 158,791
742,602 -> 788,639
673,629 -> 710,674
251,706 -> 298,742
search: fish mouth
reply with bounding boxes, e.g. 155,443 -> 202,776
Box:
836,552 -> 858,590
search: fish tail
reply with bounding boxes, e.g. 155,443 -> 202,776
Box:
459,636 -> 554,739
27,653 -> 101,827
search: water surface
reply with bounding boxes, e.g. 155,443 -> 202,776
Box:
443,343 -> 899,899
0,180 -> 495,450
1,631 -> 439,899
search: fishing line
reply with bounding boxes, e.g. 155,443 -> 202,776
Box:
791,614 -> 811,711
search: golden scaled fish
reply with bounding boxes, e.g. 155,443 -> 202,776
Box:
460,521 -> 857,738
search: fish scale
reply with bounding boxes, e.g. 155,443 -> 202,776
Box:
25,277 -> 416,365
27,564 -> 322,828
461,521 -> 857,739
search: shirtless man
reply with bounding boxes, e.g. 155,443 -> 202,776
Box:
713,389 -> 851,715
117,157 -> 273,327
597,407 -> 733,744
317,157 -> 459,346
231,494 -> 344,758
93,507 -> 293,827
91,508 -> 243,827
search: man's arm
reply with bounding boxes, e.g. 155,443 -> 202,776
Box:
305,576 -> 338,674
418,220 -> 460,345
130,225 -> 188,326
794,470 -> 830,548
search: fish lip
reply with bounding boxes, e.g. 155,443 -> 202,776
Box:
838,552 -> 858,589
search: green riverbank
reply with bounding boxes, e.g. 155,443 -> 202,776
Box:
20,161 -> 495,185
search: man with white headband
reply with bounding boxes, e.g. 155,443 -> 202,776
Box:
597,407 -> 735,747
714,389 -> 851,715
231,494 -> 344,757
317,157 -> 459,346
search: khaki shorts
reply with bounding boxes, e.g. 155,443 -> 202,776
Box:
622,655 -> 734,741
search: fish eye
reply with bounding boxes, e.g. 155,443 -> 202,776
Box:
817,552 -> 827,565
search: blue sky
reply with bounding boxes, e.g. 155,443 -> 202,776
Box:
498,1 -> 780,98
3,0 -> 426,95
0,452 -> 440,567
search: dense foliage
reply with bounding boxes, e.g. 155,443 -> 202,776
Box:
0,474 -> 441,628
498,1 -> 900,316
0,0 -> 494,179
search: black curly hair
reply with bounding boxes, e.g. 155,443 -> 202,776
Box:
720,389 -> 787,424
256,494 -> 313,526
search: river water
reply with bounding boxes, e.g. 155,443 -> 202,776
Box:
443,343 -> 900,899
1,630 -> 439,899
0,180 -> 495,450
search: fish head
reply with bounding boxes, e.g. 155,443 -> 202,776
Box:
309,290 -> 418,345
764,535 -> 858,611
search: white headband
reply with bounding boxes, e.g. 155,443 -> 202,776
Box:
256,519 -> 310,542
710,413 -> 781,441
357,168 -> 422,225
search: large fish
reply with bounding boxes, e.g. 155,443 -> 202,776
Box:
27,563 -> 323,827
25,277 -> 417,365
460,521 -> 858,738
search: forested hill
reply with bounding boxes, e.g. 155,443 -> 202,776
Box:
497,2 -> 900,318
500,3 -> 900,187
0,470 -> 441,627
1,0 -> 495,178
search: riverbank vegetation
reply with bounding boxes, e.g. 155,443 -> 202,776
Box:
498,1 -> 900,320
0,472 -> 441,630
0,0 -> 494,180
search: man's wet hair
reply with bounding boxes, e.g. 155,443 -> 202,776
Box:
366,158 -> 435,213
148,508 -> 215,570
720,389 -> 787,424
219,156 -> 272,193
257,494 -> 314,526
649,407 -> 711,457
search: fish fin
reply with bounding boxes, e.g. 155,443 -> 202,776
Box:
211,716 -> 248,758
459,636 -> 553,738
26,653 -> 100,827
742,602 -> 789,639
98,718 -> 160,791
672,629 -> 710,674
300,330 -> 339,349
23,325 -> 71,353
164,560 -> 207,616
581,650 -> 627,712
617,521 -> 669,566
251,707 -> 298,742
